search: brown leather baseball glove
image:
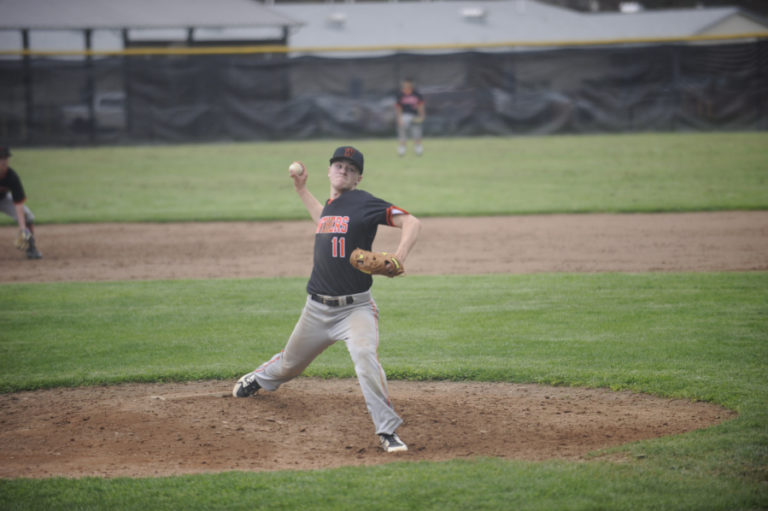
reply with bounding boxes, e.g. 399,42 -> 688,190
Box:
350,248 -> 404,278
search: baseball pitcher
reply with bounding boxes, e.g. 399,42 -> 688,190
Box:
234,146 -> 421,453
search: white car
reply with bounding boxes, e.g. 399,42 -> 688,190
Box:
61,91 -> 126,131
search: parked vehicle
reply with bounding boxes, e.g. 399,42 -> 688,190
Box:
61,92 -> 126,131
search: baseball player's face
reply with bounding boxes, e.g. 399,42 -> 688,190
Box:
0,158 -> 8,175
328,161 -> 362,191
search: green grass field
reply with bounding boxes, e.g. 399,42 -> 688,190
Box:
1,132 -> 767,510
3,132 -> 767,224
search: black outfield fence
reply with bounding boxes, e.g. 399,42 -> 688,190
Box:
1,38 -> 766,146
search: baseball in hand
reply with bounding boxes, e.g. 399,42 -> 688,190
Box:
288,161 -> 305,177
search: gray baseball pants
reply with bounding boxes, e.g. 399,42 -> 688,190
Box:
252,290 -> 403,435
398,113 -> 422,142
0,192 -> 35,225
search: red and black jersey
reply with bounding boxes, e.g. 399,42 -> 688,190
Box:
307,189 -> 408,296
0,167 -> 26,203
396,90 -> 424,116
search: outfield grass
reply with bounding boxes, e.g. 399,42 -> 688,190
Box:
0,273 -> 766,509
3,131 -> 767,224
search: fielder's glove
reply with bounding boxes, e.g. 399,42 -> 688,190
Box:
350,248 -> 404,278
15,228 -> 31,251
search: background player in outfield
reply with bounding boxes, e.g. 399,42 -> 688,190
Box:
395,79 -> 426,157
234,146 -> 421,453
0,145 -> 42,259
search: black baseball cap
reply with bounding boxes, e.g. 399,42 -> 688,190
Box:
0,145 -> 10,158
330,146 -> 364,173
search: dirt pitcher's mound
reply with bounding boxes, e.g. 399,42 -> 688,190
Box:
0,379 -> 734,479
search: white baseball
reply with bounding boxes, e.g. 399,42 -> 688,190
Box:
288,161 -> 305,177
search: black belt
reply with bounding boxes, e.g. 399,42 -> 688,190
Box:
311,294 -> 354,307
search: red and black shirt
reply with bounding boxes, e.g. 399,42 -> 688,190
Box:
307,189 -> 408,296
396,90 -> 424,116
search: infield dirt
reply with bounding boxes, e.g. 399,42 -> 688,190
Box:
2,211 -> 764,478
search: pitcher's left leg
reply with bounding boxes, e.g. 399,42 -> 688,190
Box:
342,301 -> 402,435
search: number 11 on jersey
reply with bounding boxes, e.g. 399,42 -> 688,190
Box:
332,236 -> 346,258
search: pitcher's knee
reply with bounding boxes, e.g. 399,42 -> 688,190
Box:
350,350 -> 381,375
348,337 -> 376,355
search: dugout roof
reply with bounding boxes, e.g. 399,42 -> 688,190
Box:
0,0 -> 302,30
273,0 -> 768,56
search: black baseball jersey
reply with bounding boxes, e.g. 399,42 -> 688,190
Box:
0,167 -> 26,203
396,89 -> 424,116
307,189 -> 408,296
